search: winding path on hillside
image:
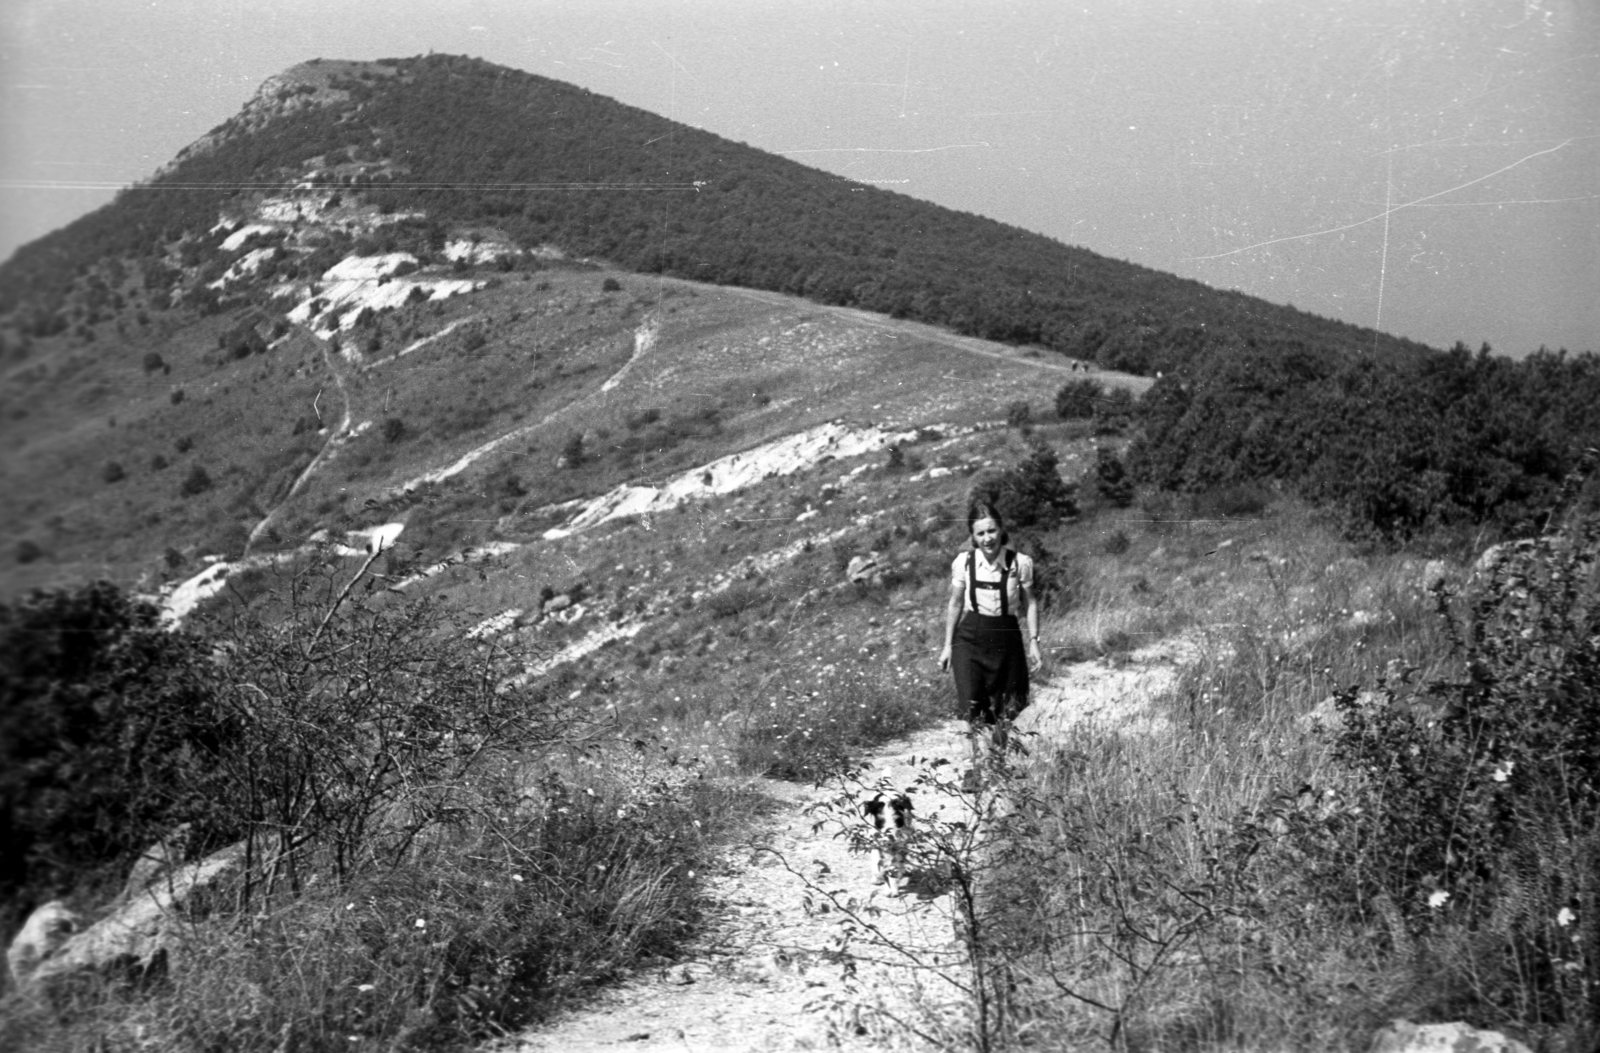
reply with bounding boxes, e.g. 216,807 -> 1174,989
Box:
246,326 -> 355,554
499,638 -> 1192,1053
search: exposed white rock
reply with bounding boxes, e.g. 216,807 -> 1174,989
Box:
161,561 -> 234,625
7,901 -> 80,992
220,223 -> 277,252
284,253 -> 483,339
845,552 -> 882,583
209,247 -> 277,288
467,609 -> 524,640
542,421 -> 918,538
341,522 -> 404,556
444,238 -> 519,264
257,194 -> 330,223
1370,1019 -> 1532,1053
34,843 -> 248,987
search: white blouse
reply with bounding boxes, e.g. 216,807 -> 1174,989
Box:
950,549 -> 1034,616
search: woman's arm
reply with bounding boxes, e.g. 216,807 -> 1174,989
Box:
1021,580 -> 1042,671
938,576 -> 964,671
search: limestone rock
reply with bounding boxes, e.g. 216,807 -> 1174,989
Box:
1371,1019 -> 1532,1053
33,841 -> 247,986
542,593 -> 573,614
121,822 -> 195,900
6,900 -> 80,992
845,552 -> 881,583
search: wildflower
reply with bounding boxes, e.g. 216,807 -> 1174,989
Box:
1427,890 -> 1450,909
1491,760 -> 1514,783
415,918 -> 427,929
512,873 -> 524,882
1558,907 -> 1577,928
357,983 -> 376,993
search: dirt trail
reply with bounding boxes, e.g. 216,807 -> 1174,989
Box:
725,287 -> 1137,385
246,327 -> 354,553
500,640 -> 1191,1053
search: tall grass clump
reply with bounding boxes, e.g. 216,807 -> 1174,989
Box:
0,552 -> 735,1052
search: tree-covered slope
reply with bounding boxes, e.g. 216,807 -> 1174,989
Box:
0,53 -> 1428,374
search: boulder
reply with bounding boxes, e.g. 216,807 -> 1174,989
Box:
33,841 -> 247,987
6,900 -> 80,992
1371,1019 -> 1532,1053
845,552 -> 881,583
542,593 -> 573,614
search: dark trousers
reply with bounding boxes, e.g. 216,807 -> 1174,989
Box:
951,612 -> 1029,725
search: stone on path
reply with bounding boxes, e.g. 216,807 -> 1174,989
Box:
1371,1019 -> 1533,1053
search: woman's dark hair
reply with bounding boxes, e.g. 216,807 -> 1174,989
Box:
966,502 -> 1009,546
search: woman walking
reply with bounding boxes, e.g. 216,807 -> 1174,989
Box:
938,502 -> 1042,784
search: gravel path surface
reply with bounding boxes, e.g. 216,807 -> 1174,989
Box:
501,640 -> 1192,1053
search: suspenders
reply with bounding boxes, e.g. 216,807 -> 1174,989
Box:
967,549 -> 1012,617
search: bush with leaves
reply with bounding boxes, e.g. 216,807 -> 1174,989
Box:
0,582 -> 240,935
972,442 -> 1079,532
180,464 -> 212,496
1314,486 -> 1599,1036
1054,378 -> 1102,420
1092,386 -> 1135,435
1094,446 -> 1135,508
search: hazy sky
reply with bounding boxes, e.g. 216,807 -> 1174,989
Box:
2,0 -> 1596,355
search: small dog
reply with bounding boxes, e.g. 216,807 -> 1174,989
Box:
863,793 -> 914,891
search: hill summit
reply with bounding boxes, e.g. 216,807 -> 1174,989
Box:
2,53 -> 1421,369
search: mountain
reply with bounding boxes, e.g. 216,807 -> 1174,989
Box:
1,53 -> 1595,602
0,54 -> 1427,372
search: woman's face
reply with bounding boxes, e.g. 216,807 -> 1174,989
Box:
972,517 -> 1001,555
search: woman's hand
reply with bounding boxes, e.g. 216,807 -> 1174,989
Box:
938,644 -> 951,672
1027,639 -> 1043,673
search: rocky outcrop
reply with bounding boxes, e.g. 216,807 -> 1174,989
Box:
6,900 -> 80,992
845,552 -> 882,584
1371,1019 -> 1532,1053
31,842 -> 248,987
120,823 -> 194,901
